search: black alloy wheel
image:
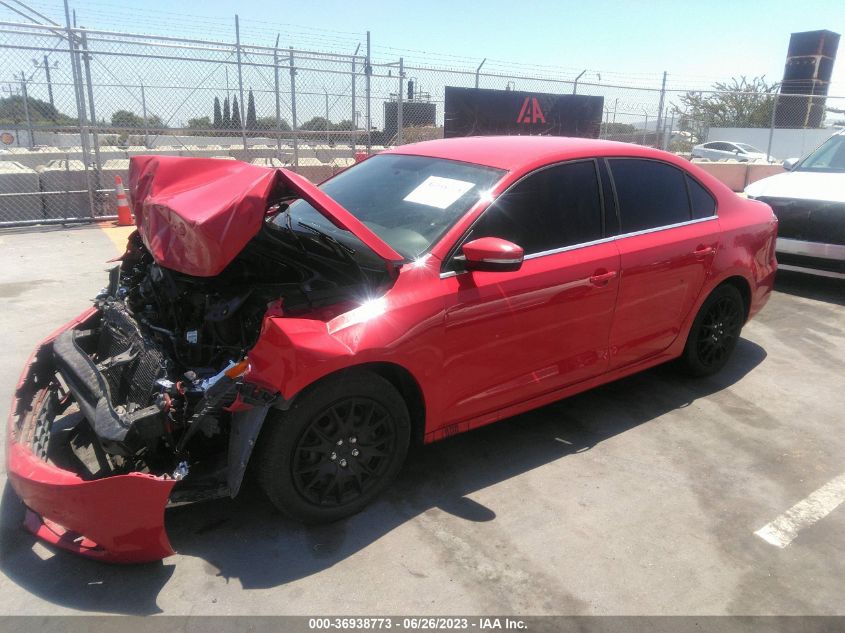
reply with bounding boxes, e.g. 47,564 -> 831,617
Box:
292,397 -> 397,507
257,370 -> 410,523
681,284 -> 745,377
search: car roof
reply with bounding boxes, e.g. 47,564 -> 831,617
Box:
383,135 -> 673,171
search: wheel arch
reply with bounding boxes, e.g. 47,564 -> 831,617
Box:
718,274 -> 752,321
286,361 -> 428,445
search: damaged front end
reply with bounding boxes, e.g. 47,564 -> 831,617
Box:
7,156 -> 403,563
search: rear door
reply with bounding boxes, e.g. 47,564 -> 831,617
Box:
438,160 -> 620,424
606,158 -> 720,369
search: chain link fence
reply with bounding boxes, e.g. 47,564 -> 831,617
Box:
1,18 -> 843,226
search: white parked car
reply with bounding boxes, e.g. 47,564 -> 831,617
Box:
692,141 -> 770,162
745,130 -> 845,279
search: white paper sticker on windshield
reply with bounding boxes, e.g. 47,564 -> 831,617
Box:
403,176 -> 475,209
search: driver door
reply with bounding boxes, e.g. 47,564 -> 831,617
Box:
436,160 -> 621,427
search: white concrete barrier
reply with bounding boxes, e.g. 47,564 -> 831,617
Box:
0,161 -> 40,223
38,159 -> 90,219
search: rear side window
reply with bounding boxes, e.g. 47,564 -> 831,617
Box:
686,175 -> 716,219
469,160 -> 603,255
609,159 -> 691,233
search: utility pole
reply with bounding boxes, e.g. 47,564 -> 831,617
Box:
19,71 -> 33,148
32,55 -> 56,108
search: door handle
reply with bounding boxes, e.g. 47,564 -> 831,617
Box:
693,245 -> 715,259
589,270 -> 618,286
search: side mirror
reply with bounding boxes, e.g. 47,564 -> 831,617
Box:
461,237 -> 524,273
782,157 -> 799,171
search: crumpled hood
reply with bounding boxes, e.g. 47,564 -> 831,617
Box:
129,156 -> 404,277
745,169 -> 845,204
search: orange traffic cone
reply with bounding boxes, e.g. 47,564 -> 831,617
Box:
114,175 -> 133,226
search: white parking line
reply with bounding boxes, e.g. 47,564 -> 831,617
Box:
754,473 -> 845,548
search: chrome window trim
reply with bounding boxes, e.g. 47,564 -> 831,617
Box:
524,215 -> 717,261
439,156 -> 719,277
440,215 -> 719,278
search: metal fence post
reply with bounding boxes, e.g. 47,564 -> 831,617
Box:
351,50 -> 357,155
289,48 -> 298,168
235,15 -> 247,151
19,71 -> 33,148
325,90 -> 330,143
63,0 -> 95,219
655,71 -> 667,144
397,57 -> 404,146
80,32 -> 101,166
766,92 -> 780,163
475,58 -> 486,89
140,80 -> 149,148
273,34 -> 282,158
365,31 -> 371,153
641,110 -> 649,145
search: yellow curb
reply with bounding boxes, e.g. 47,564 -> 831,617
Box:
98,222 -> 135,254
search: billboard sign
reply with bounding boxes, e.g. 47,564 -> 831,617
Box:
444,86 -> 603,138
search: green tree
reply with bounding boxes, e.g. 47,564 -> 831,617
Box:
111,109 -> 144,128
678,76 -> 779,132
0,95 -> 71,124
231,96 -> 242,129
187,116 -> 211,129
299,116 -> 330,131
213,97 -> 222,129
255,116 -> 291,131
222,96 -> 231,128
246,89 -> 257,129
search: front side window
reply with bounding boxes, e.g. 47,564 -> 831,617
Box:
466,160 -> 604,256
609,159 -> 691,233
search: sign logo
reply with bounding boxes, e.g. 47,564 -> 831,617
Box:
0,132 -> 14,145
516,96 -> 546,124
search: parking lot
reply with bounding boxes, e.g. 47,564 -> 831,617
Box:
0,222 -> 842,616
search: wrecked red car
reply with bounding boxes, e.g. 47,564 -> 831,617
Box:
7,137 -> 777,563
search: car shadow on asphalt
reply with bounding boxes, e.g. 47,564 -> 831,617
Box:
0,338 -> 766,614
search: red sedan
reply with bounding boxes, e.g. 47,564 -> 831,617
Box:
7,136 -> 777,562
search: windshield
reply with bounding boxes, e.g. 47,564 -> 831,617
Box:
796,134 -> 845,172
273,154 -> 505,259
735,143 -> 762,153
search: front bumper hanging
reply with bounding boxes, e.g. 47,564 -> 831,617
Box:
6,309 -> 177,564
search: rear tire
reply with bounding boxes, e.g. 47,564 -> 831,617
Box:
257,370 -> 410,524
680,284 -> 745,377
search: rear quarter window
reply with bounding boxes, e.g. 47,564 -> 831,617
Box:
686,175 -> 716,219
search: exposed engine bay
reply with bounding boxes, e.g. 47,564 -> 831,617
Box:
31,220 -> 390,502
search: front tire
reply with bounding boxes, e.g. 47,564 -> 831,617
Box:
680,284 -> 745,377
257,370 -> 410,524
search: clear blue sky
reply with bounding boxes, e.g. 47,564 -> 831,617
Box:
10,0 -> 845,92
